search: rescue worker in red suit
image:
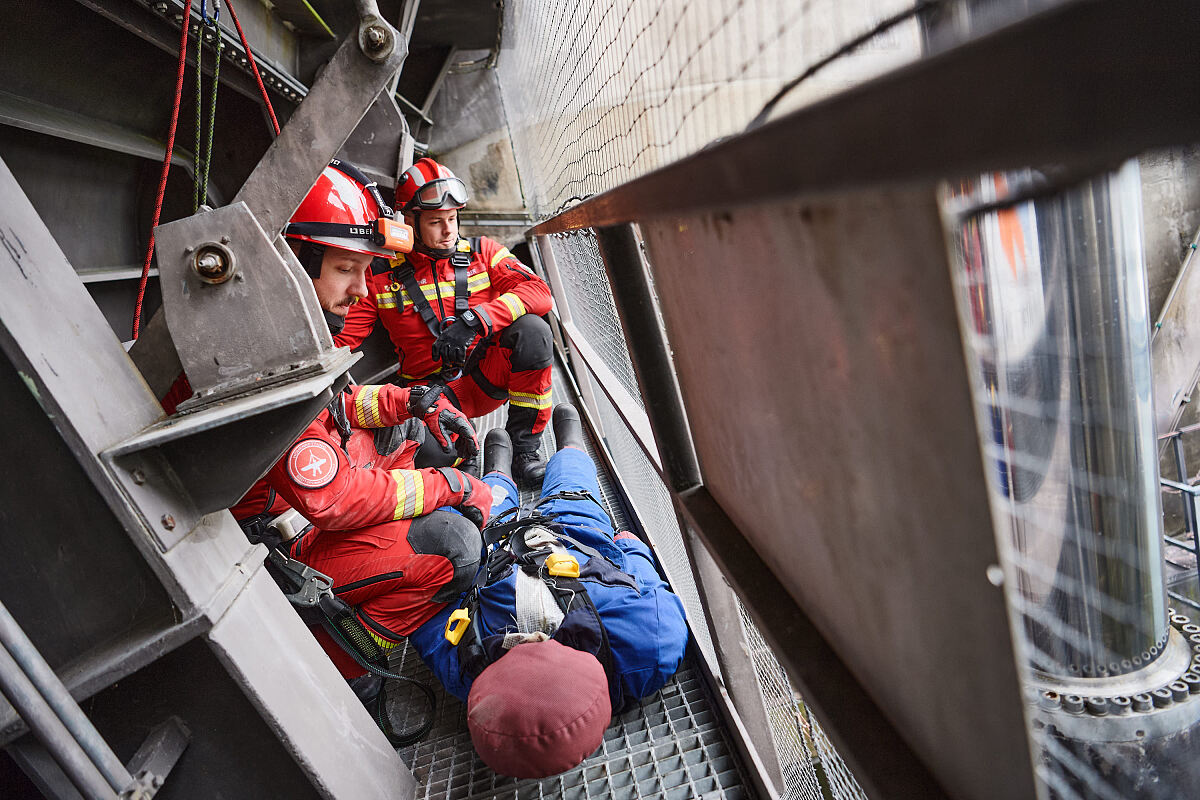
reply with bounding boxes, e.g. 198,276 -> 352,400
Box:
228,162 -> 492,730
336,157 -> 554,485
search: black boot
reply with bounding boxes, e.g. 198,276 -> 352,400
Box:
513,449 -> 546,486
553,403 -> 586,452
484,428 -> 513,478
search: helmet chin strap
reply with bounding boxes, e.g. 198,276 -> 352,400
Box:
323,308 -> 345,335
297,240 -> 326,279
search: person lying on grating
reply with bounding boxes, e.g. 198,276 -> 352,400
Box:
408,403 -> 689,778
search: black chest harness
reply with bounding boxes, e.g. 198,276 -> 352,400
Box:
446,491 -> 637,712
379,237 -> 481,337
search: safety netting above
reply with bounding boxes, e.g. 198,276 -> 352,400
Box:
493,0 -> 925,220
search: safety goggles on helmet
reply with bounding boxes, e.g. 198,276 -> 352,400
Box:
405,176 -> 468,212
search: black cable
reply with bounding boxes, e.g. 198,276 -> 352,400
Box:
321,620 -> 437,747
745,0 -> 944,132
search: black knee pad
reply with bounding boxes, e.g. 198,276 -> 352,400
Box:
498,314 -> 552,371
407,510 -> 483,602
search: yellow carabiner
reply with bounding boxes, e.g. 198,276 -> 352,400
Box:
444,607 -> 470,645
545,552 -> 580,578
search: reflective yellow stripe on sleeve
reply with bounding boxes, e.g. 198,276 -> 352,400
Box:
509,389 -> 552,410
498,292 -> 526,319
490,247 -> 512,267
389,469 -> 426,520
354,385 -> 382,428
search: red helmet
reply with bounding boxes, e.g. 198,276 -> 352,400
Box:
286,163 -> 412,257
395,157 -> 468,213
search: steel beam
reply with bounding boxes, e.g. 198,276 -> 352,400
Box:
676,486 -> 954,800
231,11 -> 406,239
1153,227 -> 1200,439
72,0 -> 308,108
593,225 -> 699,491
530,0 -> 1200,236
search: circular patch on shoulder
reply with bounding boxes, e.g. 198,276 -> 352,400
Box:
286,438 -> 339,489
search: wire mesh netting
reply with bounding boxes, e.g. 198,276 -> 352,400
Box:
588,365 -> 718,673
494,0 -> 925,219
735,600 -> 866,800
545,230 -> 644,408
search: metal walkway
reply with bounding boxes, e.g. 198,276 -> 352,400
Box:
381,361 -> 757,800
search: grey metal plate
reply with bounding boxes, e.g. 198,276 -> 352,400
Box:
638,191 -> 1034,800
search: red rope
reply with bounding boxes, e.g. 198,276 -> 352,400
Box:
132,0 -> 194,340
225,0 -> 280,136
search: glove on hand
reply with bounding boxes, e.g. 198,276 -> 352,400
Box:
408,386 -> 478,458
438,467 -> 492,529
431,316 -> 478,367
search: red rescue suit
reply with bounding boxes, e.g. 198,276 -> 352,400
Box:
231,384 -> 486,679
336,237 -> 554,454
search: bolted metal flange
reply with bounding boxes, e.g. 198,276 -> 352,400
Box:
192,242 -> 236,285
357,20 -> 396,62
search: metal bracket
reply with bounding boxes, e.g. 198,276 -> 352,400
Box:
100,353 -> 355,545
153,202 -> 331,403
119,717 -> 191,800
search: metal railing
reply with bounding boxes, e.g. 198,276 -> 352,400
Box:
1162,422 -> 1200,612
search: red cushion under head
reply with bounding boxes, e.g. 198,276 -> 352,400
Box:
467,639 -> 611,778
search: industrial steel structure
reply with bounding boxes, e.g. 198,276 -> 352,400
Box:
2,1 -> 1200,799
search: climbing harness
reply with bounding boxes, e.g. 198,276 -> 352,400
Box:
444,490 -> 633,711
389,238 -> 482,382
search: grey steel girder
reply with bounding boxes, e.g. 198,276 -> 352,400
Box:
0,149 -> 417,799
131,7 -> 407,406
1152,229 -> 1200,439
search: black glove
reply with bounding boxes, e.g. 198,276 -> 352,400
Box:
431,311 -> 481,366
407,385 -> 479,460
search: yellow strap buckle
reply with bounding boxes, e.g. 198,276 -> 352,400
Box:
545,552 -> 580,578
444,608 -> 470,645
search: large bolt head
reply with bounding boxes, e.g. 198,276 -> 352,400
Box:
365,25 -> 387,48
192,242 -> 236,284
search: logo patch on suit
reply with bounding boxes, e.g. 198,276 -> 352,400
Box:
286,438 -> 338,489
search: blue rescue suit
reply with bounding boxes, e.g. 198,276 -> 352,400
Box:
409,446 -> 689,706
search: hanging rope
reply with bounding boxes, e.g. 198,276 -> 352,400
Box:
133,0 -> 280,338
225,0 -> 280,136
194,2 -> 223,212
132,0 -> 194,340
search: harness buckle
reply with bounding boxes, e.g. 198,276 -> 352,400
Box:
267,549 -> 333,608
445,607 -> 471,644
545,552 -> 580,578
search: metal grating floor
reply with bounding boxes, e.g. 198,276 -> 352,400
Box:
382,359 -> 756,800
